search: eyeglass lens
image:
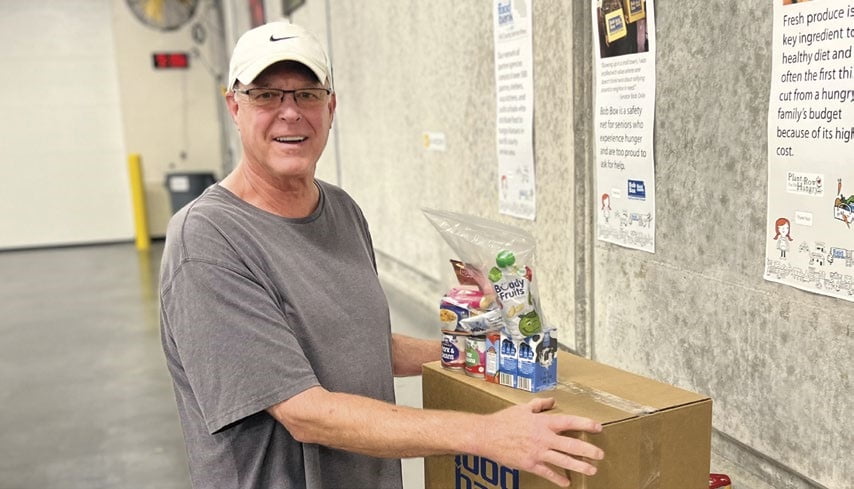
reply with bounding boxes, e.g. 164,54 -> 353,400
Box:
242,88 -> 329,108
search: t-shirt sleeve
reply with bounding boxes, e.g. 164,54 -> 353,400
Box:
339,187 -> 377,272
162,259 -> 319,434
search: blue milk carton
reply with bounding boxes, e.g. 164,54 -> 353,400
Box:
498,330 -> 518,388
516,329 -> 558,392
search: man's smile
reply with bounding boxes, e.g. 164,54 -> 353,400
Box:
273,136 -> 307,144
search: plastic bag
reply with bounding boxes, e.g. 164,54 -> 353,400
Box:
424,209 -> 546,340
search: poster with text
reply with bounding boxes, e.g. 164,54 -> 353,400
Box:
593,0 -> 657,252
494,0 -> 536,220
765,0 -> 854,302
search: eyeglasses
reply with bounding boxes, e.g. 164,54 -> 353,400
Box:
235,87 -> 332,109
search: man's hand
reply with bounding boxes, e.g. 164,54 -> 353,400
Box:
478,398 -> 604,487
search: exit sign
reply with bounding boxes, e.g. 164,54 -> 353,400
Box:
152,52 -> 189,69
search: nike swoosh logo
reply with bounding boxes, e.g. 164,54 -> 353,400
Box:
270,35 -> 297,42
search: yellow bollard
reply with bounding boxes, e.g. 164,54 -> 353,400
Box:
127,154 -> 151,251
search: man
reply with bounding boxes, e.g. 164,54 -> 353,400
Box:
160,21 -> 604,489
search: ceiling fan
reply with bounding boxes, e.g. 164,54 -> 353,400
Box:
126,0 -> 200,32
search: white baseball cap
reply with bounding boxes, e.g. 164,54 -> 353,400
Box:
227,22 -> 332,91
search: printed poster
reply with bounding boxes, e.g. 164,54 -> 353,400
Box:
593,0 -> 657,252
494,0 -> 536,220
765,0 -> 854,302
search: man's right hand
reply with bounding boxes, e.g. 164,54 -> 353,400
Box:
477,398 -> 605,488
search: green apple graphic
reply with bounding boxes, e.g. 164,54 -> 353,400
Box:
518,310 -> 541,336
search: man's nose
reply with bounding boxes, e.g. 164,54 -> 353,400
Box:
277,93 -> 302,120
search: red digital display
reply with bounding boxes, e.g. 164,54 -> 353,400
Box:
152,52 -> 189,69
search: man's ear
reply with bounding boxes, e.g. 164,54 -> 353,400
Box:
225,91 -> 240,125
328,93 -> 337,128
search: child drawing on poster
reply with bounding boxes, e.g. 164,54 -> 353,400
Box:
601,193 -> 611,223
773,217 -> 793,259
834,179 -> 854,230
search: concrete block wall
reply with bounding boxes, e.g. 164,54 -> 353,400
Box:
252,1 -> 851,487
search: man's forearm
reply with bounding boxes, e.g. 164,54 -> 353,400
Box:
268,386 -> 479,458
391,333 -> 441,376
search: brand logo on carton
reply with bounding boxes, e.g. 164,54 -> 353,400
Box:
455,455 -> 519,489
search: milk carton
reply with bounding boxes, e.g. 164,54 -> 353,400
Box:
498,331 -> 518,388
499,329 -> 558,392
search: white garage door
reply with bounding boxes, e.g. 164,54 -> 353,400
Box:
0,0 -> 133,249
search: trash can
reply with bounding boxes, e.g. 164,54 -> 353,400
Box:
165,172 -> 216,213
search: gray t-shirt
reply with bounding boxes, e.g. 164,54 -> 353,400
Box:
159,181 -> 402,489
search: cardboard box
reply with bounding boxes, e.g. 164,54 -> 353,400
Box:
423,352 -> 712,489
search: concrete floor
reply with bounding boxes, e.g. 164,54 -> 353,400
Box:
0,241 -> 437,489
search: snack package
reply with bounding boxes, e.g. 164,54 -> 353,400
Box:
439,285 -> 501,333
424,209 -> 547,340
488,249 -> 542,338
450,259 -> 495,299
445,286 -> 490,310
459,308 -> 504,334
438,298 -> 469,330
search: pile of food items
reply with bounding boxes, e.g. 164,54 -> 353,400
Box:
425,209 -> 558,392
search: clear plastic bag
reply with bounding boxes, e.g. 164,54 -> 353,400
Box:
424,209 -> 546,340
